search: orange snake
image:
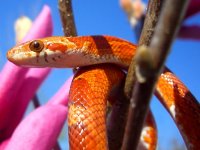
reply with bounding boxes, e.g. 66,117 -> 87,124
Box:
7,35 -> 200,150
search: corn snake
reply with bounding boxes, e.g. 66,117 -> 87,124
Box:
7,35 -> 200,150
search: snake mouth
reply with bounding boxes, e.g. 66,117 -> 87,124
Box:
7,46 -> 36,67
7,48 -> 19,64
7,52 -> 26,66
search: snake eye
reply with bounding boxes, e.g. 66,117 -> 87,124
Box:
29,40 -> 44,52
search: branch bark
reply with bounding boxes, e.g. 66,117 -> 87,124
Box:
124,0 -> 162,98
122,0 -> 189,149
106,79 -> 129,150
58,0 -> 77,36
122,1 -> 162,149
32,94 -> 40,108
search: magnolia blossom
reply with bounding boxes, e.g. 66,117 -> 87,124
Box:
0,5 -> 72,150
14,16 -> 32,43
120,0 -> 146,27
120,0 -> 200,40
185,0 -> 200,19
178,0 -> 200,40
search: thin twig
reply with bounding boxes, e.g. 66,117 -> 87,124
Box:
149,0 -> 189,71
124,0 -> 162,98
122,0 -> 189,149
53,142 -> 62,150
106,79 -> 129,150
122,0 -> 162,148
32,94 -> 40,108
58,0 -> 77,37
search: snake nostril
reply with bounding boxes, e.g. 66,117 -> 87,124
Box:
7,52 -> 14,62
7,50 -> 12,59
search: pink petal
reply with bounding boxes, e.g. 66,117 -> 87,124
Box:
0,63 -> 29,140
22,5 -> 53,41
48,75 -> 73,106
185,0 -> 200,19
1,68 -> 51,139
0,139 -> 10,150
0,5 -> 53,140
5,104 -> 67,150
178,25 -> 200,40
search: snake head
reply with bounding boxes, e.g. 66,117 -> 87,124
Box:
7,40 -> 43,67
7,36 -> 83,68
7,35 -> 135,68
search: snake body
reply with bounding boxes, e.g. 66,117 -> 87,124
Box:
7,35 -> 200,150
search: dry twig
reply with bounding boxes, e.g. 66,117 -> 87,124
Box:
58,0 -> 77,36
106,79 -> 129,150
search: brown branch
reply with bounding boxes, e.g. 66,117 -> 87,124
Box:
106,79 -> 129,150
53,142 -> 61,150
122,0 -> 162,148
32,94 -> 40,108
124,0 -> 162,98
58,0 -> 77,37
149,0 -> 189,70
122,0 -> 189,149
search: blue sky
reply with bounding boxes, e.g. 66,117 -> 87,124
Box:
0,0 -> 200,149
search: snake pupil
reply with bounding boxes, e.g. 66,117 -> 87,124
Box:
33,41 -> 40,49
29,40 -> 44,52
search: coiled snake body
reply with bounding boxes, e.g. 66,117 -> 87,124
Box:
7,36 -> 200,150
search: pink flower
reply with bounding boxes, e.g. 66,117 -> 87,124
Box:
0,5 -> 53,140
120,0 -> 146,27
0,68 -> 51,139
2,76 -> 73,150
178,25 -> 200,40
177,0 -> 200,40
120,0 -> 200,40
0,5 -> 73,150
185,0 -> 200,19
4,104 -> 67,150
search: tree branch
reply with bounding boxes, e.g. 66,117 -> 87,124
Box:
106,79 -> 129,150
122,0 -> 189,149
122,0 -> 162,148
32,94 -> 40,108
124,0 -> 162,98
58,0 -> 77,36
